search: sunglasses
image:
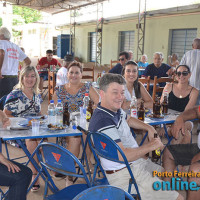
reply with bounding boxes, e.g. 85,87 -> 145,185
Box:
176,71 -> 189,77
119,58 -> 125,61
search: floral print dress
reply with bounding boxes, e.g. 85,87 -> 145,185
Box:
55,82 -> 92,113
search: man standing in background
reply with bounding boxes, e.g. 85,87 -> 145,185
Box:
180,38 -> 200,131
0,27 -> 31,99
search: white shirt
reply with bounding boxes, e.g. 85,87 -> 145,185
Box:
124,86 -> 136,101
0,40 -> 27,75
56,67 -> 68,86
180,49 -> 200,90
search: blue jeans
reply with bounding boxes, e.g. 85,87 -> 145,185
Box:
0,161 -> 32,200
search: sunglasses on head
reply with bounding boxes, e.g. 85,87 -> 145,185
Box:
176,71 -> 189,77
119,58 -> 125,61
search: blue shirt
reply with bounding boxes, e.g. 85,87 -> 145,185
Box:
109,63 -> 123,74
143,63 -> 171,80
137,62 -> 148,68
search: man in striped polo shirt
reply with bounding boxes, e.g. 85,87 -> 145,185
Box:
89,73 -> 182,200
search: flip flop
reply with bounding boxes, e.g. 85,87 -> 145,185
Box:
31,184 -> 40,192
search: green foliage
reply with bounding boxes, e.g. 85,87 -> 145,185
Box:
0,18 -> 2,27
13,6 -> 42,24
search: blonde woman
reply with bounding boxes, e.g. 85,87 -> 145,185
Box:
4,66 -> 42,192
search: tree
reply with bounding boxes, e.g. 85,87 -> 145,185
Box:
13,6 -> 42,24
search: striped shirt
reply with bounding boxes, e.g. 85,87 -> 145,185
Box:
89,103 -> 138,170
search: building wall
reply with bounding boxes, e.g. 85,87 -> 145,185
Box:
69,11 -> 200,65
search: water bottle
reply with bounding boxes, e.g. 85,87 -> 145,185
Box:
83,93 -> 90,118
48,100 -> 56,125
55,99 -> 63,126
130,96 -> 137,118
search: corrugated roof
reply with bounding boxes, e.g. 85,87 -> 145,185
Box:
4,0 -> 106,14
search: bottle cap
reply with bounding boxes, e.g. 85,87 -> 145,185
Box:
85,93 -> 89,96
58,99 -> 61,103
50,100 -> 54,103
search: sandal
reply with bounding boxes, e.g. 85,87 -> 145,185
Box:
31,173 -> 40,192
31,184 -> 40,192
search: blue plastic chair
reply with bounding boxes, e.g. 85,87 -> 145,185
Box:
72,185 -> 134,200
35,142 -> 91,200
87,132 -> 141,200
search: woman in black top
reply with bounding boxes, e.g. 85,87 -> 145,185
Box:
160,64 -> 199,144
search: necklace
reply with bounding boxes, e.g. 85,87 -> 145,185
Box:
179,95 -> 183,98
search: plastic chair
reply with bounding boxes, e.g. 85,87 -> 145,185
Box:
35,142 -> 91,200
110,60 -> 119,69
72,185 -> 134,200
152,76 -> 173,101
87,132 -> 141,200
138,76 -> 151,92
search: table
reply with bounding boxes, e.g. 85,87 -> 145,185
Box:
0,117 -> 83,193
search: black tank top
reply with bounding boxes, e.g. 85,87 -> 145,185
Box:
168,84 -> 193,112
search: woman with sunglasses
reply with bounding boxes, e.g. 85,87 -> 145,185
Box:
121,61 -> 153,110
3,66 -> 42,192
53,61 -> 99,184
160,64 -> 199,144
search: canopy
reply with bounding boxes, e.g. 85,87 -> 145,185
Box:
4,0 -> 106,14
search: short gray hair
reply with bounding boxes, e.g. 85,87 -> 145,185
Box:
99,73 -> 126,91
153,52 -> 164,59
0,27 -> 11,40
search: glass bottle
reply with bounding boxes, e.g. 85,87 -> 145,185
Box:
130,96 -> 137,118
153,96 -> 161,118
63,103 -> 70,126
86,100 -> 93,122
151,133 -> 161,163
162,91 -> 168,115
137,101 -> 145,121
55,99 -> 63,126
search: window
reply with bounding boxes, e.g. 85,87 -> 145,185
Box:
119,31 -> 134,55
89,32 -> 97,62
170,29 -> 197,59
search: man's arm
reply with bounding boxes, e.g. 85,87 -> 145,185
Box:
0,49 -> 5,78
117,137 -> 163,162
171,106 -> 200,139
127,116 -> 156,141
23,57 -> 31,66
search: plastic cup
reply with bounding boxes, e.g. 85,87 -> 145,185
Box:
31,120 -> 40,135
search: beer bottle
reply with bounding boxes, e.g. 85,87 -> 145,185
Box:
130,96 -> 137,118
162,91 -> 168,115
151,133 -> 161,163
63,103 -> 70,126
86,100 -> 93,122
153,96 -> 161,118
137,101 -> 145,121
96,73 -> 101,85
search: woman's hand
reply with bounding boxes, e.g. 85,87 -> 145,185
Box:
2,117 -> 10,128
0,154 -> 20,173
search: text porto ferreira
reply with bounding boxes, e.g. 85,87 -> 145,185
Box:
152,171 -> 200,191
